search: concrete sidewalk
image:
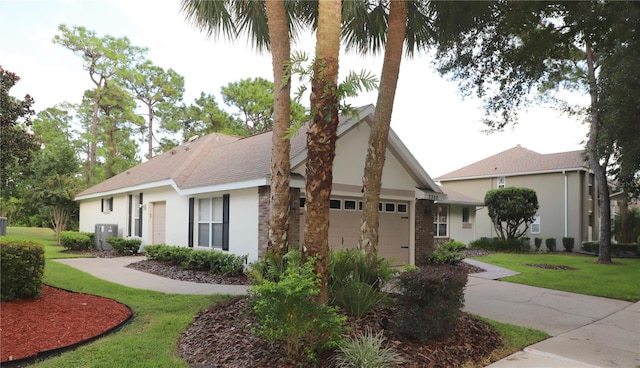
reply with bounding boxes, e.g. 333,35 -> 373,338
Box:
54,257 -> 249,295
55,256 -> 639,368
464,260 -> 639,368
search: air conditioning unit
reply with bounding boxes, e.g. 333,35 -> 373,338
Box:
95,224 -> 118,251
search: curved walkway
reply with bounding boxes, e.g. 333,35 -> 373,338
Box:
54,257 -> 639,368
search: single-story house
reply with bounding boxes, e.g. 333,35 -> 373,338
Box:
75,105 -> 446,265
433,186 -> 483,246
436,145 -> 601,246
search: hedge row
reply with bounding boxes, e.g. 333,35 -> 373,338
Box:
60,231 -> 93,251
144,244 -> 247,276
582,241 -> 639,256
0,237 -> 45,301
468,237 -> 530,252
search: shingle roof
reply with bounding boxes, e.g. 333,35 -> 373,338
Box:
436,145 -> 588,181
438,186 -> 483,206
76,105 -> 441,200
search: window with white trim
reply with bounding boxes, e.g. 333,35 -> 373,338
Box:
433,205 -> 448,237
197,197 -> 223,248
385,202 -> 396,213
397,203 -> 408,214
497,177 -> 506,188
462,207 -> 470,223
101,197 -> 113,213
344,199 -> 357,210
531,215 -> 540,234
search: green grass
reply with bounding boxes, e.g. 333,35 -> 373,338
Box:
472,253 -> 640,301
2,227 -> 551,366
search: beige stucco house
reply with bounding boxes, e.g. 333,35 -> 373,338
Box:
436,145 -> 601,246
75,105 -> 445,266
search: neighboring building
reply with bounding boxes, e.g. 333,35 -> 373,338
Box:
75,105 -> 445,266
436,145 -> 601,246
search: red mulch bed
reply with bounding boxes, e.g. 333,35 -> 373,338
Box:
0,285 -> 132,365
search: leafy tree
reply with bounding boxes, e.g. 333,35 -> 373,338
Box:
484,187 -> 539,241
0,66 -> 38,206
430,1 -> 639,263
120,60 -> 185,159
28,106 -> 86,234
53,25 -> 146,185
221,77 -> 307,136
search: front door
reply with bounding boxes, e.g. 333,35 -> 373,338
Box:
152,201 -> 166,244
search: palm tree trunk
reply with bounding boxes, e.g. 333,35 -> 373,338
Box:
305,0 -> 342,304
266,0 -> 292,257
361,0 -> 407,266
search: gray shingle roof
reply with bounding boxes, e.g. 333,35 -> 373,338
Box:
436,145 -> 588,181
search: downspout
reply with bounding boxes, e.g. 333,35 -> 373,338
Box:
564,170 -> 568,237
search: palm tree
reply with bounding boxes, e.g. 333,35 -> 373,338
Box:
304,0 -> 342,304
181,0 -> 305,257
342,0 -> 432,264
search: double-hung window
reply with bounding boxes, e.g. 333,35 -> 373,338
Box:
198,197 -> 224,248
433,205 -> 448,237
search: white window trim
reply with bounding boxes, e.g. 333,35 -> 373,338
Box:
434,205 -> 449,238
497,176 -> 506,189
343,199 -> 357,211
196,197 -> 223,249
530,214 -> 541,234
384,202 -> 396,213
397,203 -> 408,214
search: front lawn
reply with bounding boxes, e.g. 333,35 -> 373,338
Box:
3,227 -> 548,366
472,253 -> 640,301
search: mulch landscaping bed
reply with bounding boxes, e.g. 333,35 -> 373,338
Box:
179,296 -> 503,368
0,285 -> 132,365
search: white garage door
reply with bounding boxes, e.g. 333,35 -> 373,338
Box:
299,197 -> 409,265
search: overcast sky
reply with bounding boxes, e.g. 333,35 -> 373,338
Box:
1,0 -> 590,177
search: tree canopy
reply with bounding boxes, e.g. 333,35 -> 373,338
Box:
485,187 -> 539,241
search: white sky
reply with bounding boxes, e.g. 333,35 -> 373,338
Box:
1,0 -> 590,178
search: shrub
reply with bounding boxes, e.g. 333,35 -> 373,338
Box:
0,238 -> 45,301
562,237 -> 575,252
144,244 -> 246,276
81,232 -> 95,245
328,249 -> 396,316
181,250 -> 213,270
144,244 -> 192,264
582,241 -> 599,253
545,238 -> 557,252
333,329 -> 405,368
60,231 -> 92,251
534,237 -> 543,251
429,240 -> 466,265
395,265 -> 466,341
107,237 -> 142,255
469,237 -> 529,252
247,250 -> 290,284
521,237 -> 531,250
250,253 -> 346,362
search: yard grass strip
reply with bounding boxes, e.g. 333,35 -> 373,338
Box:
471,253 -> 640,301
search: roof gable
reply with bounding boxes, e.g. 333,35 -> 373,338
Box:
436,145 -> 588,181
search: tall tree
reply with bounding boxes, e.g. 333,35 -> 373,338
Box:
304,0 -> 342,303
0,66 -> 38,206
120,60 -> 185,159
53,25 -> 146,185
430,1 -> 639,263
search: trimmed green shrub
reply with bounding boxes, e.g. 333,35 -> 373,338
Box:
582,241 -> 599,253
249,253 -> 346,363
328,248 -> 396,317
60,231 -> 92,251
395,265 -> 466,342
469,237 -> 529,252
562,237 -> 575,252
534,237 -> 543,251
333,329 -> 405,368
143,244 -> 246,276
107,237 -> 142,255
429,240 -> 466,265
521,237 -> 531,250
81,232 -> 95,246
546,238 -> 557,252
0,238 -> 45,301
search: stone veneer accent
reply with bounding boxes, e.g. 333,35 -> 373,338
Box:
415,199 -> 436,267
257,186 -> 301,258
